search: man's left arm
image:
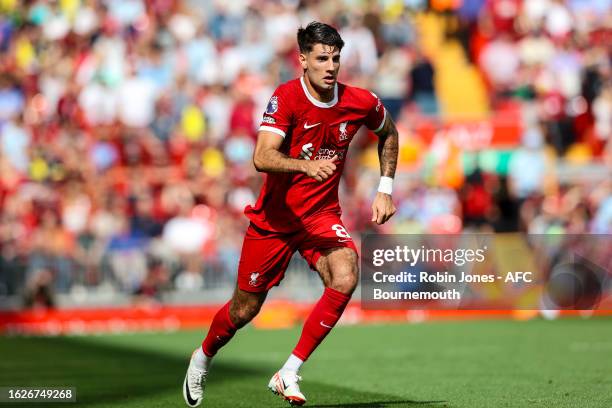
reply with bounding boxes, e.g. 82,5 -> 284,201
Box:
371,114 -> 398,225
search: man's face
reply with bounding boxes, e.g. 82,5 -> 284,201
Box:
300,43 -> 340,91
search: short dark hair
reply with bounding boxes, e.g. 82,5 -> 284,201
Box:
297,21 -> 344,53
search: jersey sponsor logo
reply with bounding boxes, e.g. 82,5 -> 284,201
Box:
314,148 -> 345,161
249,272 -> 260,286
299,143 -> 314,160
265,96 -> 278,114
262,115 -> 276,124
303,122 -> 320,129
339,121 -> 349,141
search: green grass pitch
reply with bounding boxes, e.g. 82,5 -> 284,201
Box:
0,318 -> 611,407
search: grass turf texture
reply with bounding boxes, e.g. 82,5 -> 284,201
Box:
0,318 -> 611,407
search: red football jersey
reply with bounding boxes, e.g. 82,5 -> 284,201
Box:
245,77 -> 387,233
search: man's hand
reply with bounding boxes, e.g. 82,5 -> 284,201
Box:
371,192 -> 396,225
304,155 -> 338,182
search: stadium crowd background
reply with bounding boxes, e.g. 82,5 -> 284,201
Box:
0,0 -> 610,308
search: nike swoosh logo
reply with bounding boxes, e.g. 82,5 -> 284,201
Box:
320,321 -> 333,329
184,376 -> 198,406
274,373 -> 286,394
304,122 -> 320,129
338,239 -> 352,243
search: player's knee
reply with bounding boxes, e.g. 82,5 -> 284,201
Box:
329,263 -> 358,294
332,272 -> 358,294
325,248 -> 359,294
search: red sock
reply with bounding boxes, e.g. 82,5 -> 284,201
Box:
292,287 -> 351,361
201,301 -> 237,357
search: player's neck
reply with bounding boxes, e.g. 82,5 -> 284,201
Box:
302,75 -> 334,103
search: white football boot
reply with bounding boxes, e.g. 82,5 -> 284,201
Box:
268,370 -> 306,406
183,350 -> 209,407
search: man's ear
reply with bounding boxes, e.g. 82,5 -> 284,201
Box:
299,52 -> 307,70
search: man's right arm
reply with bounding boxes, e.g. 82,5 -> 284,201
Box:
253,131 -> 338,182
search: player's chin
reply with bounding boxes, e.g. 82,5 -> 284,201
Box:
321,77 -> 336,88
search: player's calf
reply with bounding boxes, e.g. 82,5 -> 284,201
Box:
228,287 -> 268,327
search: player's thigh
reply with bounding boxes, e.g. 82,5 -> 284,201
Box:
237,224 -> 296,293
298,214 -> 359,290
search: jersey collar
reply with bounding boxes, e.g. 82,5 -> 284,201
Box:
300,76 -> 338,108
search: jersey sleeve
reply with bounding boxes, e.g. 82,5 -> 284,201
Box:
258,86 -> 292,138
363,91 -> 387,133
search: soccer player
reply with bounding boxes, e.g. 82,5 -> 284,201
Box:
183,21 -> 398,407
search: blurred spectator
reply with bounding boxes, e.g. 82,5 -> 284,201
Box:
339,12 -> 378,80
374,44 -> 411,120
507,127 -> 551,199
409,50 -> 438,115
479,34 -> 520,93
23,268 -> 56,309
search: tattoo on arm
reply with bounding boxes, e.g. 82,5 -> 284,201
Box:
376,116 -> 399,178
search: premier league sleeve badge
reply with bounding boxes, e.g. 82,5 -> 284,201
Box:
265,96 -> 279,115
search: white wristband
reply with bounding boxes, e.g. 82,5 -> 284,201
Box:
377,176 -> 393,195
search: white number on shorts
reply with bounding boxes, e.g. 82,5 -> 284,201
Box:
331,224 -> 351,239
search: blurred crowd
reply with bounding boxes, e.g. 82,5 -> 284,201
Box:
0,0 -> 610,306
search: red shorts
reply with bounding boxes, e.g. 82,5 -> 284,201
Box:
237,212 -> 357,292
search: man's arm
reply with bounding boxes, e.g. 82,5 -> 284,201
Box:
371,114 -> 398,225
253,131 -> 338,182
376,115 -> 399,179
